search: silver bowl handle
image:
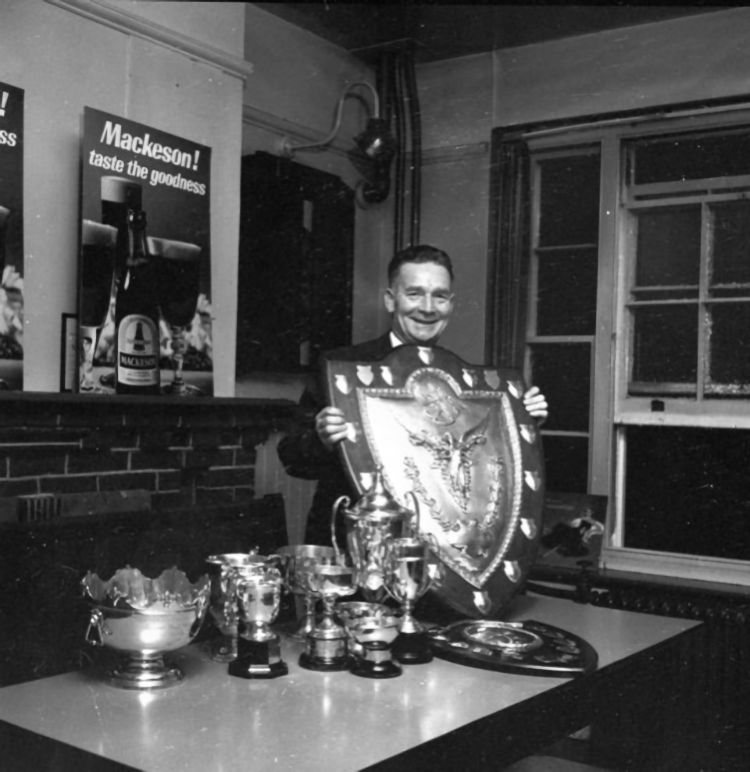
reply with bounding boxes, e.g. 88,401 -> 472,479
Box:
84,607 -> 108,647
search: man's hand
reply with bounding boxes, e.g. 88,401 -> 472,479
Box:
315,406 -> 349,450
523,386 -> 548,423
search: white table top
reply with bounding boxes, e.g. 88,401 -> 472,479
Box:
0,595 -> 699,772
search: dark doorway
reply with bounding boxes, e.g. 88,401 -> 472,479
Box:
235,151 -> 354,375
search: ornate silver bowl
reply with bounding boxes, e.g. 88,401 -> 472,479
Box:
82,566 -> 210,689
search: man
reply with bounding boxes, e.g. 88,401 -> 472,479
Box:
278,244 -> 548,544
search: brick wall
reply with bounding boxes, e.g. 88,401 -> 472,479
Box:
0,395 -> 296,520
0,394 -> 298,685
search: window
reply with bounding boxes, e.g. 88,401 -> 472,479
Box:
624,129 -> 750,399
494,105 -> 750,585
527,150 -> 600,493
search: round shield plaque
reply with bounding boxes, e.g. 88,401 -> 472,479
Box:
326,344 -> 544,618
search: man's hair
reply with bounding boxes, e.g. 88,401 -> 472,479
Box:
387,244 -> 454,285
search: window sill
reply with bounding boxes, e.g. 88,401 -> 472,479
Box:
600,545 -> 750,589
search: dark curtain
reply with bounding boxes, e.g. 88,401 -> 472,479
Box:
485,131 -> 530,369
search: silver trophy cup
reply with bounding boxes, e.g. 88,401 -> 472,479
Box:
299,564 -> 357,672
228,563 -> 287,679
277,544 -> 337,639
384,536 -> 440,664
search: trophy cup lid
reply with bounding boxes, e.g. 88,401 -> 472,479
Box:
347,466 -> 414,524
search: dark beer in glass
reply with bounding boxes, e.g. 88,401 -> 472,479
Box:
80,219 -> 117,327
149,236 -> 201,395
100,176 -> 142,288
78,219 -> 117,392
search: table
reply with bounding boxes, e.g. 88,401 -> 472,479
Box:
0,595 -> 704,771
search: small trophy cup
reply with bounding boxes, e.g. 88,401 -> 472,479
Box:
384,536 -> 439,664
346,611 -> 402,679
228,564 -> 287,679
299,564 -> 357,672
277,544 -> 337,639
205,552 -> 267,662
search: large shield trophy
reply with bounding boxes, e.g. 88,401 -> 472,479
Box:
326,345 -> 545,619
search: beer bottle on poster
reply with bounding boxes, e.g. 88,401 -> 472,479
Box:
115,208 -> 160,395
100,177 -> 142,289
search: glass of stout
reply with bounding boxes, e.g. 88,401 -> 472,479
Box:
148,236 -> 202,396
79,220 -> 117,392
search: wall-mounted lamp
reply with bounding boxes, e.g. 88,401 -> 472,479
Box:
275,82 -> 397,204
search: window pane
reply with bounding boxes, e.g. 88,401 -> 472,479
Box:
631,305 -> 697,385
711,200 -> 750,285
543,436 -> 589,494
624,426 -> 750,560
538,155 -> 600,247
529,343 -> 590,432
708,303 -> 750,387
631,129 -> 750,184
537,247 -> 597,335
635,206 -> 701,287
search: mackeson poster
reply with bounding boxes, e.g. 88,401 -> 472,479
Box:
0,82 -> 24,391
79,107 -> 212,396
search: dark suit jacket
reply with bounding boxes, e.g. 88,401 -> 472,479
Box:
277,333 -> 393,545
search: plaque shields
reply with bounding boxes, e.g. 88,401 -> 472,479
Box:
427,619 -> 598,676
326,345 -> 545,619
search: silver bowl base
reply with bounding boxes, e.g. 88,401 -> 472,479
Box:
105,655 -> 184,690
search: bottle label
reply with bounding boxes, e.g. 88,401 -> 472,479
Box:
117,314 -> 159,386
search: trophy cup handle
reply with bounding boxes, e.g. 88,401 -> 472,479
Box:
423,532 -> 443,586
189,613 -> 204,639
405,491 -> 420,536
331,496 -> 350,563
85,607 -> 107,647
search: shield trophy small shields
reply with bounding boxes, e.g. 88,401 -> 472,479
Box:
326,344 -> 545,619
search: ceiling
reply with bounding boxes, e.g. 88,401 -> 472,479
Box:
256,3 -> 721,64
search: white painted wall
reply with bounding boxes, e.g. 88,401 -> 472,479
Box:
416,53 -> 494,363
0,0 -> 246,394
494,8 -> 750,128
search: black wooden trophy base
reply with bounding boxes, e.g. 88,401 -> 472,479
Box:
392,631 -> 433,664
227,636 -> 288,679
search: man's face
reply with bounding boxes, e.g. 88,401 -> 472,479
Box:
384,261 -> 454,345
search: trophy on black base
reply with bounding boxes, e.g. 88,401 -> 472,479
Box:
277,544 -> 337,640
299,564 -> 356,672
228,563 -> 287,679
384,536 -> 439,664
349,618 -> 402,679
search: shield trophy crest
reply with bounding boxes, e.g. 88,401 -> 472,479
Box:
326,345 -> 545,618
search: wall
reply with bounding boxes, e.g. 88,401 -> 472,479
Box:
0,0 -> 247,395
493,8 -> 750,128
414,53 -> 494,364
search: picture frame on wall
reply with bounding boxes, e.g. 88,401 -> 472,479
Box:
60,313 -> 78,393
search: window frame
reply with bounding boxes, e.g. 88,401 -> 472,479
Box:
517,104 -> 750,585
525,145 -> 601,490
